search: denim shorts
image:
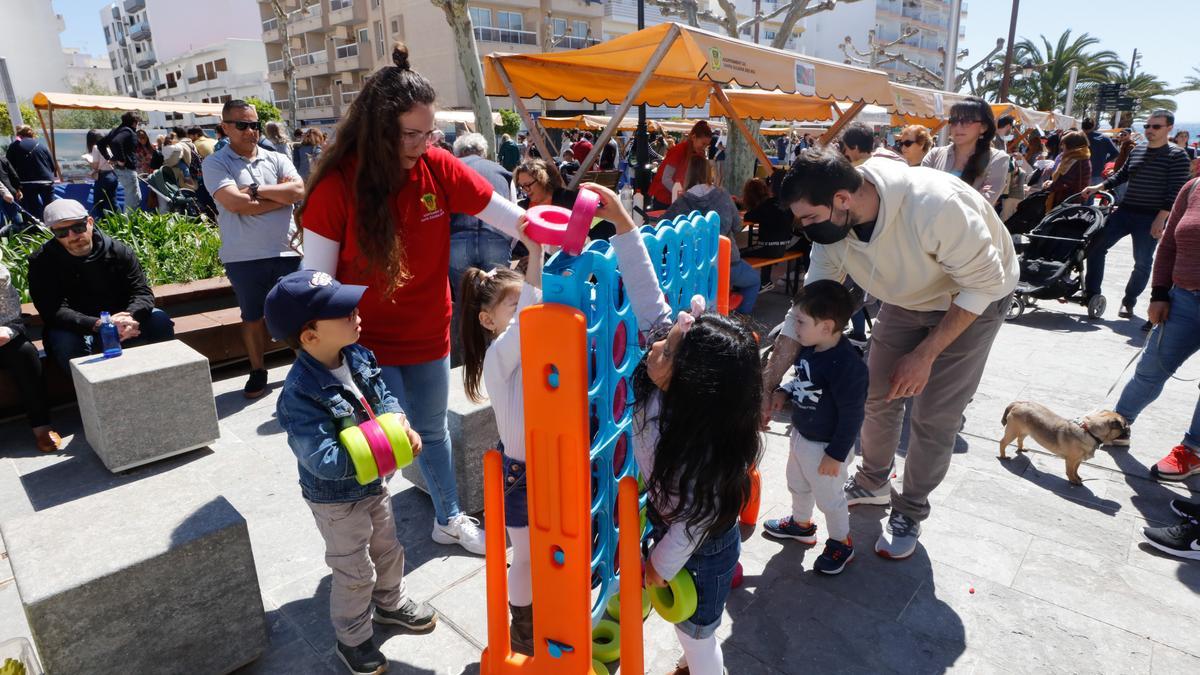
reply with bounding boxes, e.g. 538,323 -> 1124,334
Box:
224,256 -> 302,321
501,444 -> 529,529
648,510 -> 741,639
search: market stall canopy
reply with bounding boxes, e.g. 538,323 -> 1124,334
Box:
719,89 -> 835,122
435,109 -> 502,128
888,82 -> 973,127
32,91 -> 223,117
483,22 -> 894,109
655,118 -> 727,134
1051,112 -> 1078,130
991,103 -> 1058,131
539,114 -> 652,132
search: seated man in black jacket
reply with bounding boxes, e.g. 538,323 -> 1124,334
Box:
28,199 -> 174,371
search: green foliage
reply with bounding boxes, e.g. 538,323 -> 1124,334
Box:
0,211 -> 223,303
0,102 -> 39,137
245,97 -> 281,124
977,31 -> 1123,111
495,108 -> 520,138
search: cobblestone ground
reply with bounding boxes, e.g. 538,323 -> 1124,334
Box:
2,237 -> 1198,674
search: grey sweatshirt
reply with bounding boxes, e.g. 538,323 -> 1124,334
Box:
661,185 -> 745,263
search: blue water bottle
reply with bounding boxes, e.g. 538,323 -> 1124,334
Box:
99,311 -> 122,358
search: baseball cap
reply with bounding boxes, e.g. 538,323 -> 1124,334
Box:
42,199 -> 89,227
264,270 -> 367,341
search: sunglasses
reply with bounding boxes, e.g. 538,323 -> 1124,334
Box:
51,221 -> 88,238
1144,123 -> 1167,131
898,139 -> 919,148
224,120 -> 261,132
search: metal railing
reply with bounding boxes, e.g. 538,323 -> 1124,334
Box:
473,26 -> 537,46
293,49 -> 329,67
262,16 -> 278,32
329,0 -> 352,10
552,34 -> 600,50
124,0 -> 145,12
278,94 -> 334,110
129,20 -> 151,40
334,43 -> 359,59
341,90 -> 360,104
268,59 -> 283,73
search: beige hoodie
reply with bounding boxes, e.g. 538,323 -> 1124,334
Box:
806,157 -> 1019,315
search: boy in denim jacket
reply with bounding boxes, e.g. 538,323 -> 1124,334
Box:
266,270 -> 436,675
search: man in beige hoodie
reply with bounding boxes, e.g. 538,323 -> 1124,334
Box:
763,147 -> 1019,560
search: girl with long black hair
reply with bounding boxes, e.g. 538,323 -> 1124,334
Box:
922,97 -> 1010,206
85,129 -> 118,216
585,182 -> 762,674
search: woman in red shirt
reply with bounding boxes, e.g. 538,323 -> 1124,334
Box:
649,120 -> 714,208
299,45 -> 524,555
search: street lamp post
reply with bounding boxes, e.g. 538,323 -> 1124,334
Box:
635,0 -> 650,193
998,0 -> 1020,102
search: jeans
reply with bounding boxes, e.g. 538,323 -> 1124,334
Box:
379,357 -> 460,525
114,168 -> 140,212
0,332 -> 50,427
1085,206 -> 1158,306
729,259 -> 760,314
0,199 -> 22,233
449,229 -> 512,300
92,171 -> 118,217
19,183 -> 55,222
43,308 -> 175,373
850,309 -> 867,337
648,515 -> 740,640
1114,286 -> 1200,452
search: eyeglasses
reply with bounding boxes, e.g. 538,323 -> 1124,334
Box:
948,116 -> 983,127
1144,123 -> 1167,131
898,139 -> 919,148
401,128 -> 436,148
517,180 -> 536,191
223,120 -> 261,132
50,221 -> 88,238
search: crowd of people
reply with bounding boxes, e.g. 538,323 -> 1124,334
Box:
6,39 -> 1200,674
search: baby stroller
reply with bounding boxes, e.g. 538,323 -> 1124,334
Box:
141,167 -> 202,218
1004,188 -> 1052,237
1007,191 -> 1115,321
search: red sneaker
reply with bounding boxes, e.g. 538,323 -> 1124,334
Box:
1151,445 -> 1200,482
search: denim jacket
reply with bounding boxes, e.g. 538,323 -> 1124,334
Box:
276,344 -> 404,503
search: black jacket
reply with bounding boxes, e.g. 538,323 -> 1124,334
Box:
0,155 -> 20,194
28,229 -> 157,334
5,138 -> 54,183
98,124 -> 138,168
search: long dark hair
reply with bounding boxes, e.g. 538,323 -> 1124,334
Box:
458,266 -> 523,403
298,43 -> 436,294
86,129 -> 102,153
949,97 -> 996,186
633,313 -> 763,541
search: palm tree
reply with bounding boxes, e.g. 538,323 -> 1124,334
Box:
1177,66 -> 1200,93
977,30 -> 1123,111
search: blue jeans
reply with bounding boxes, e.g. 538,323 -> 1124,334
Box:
730,259 -> 760,314
44,308 -> 175,373
379,357 -> 460,525
114,168 -> 140,212
449,229 -> 512,300
0,199 -> 22,233
19,183 -> 55,222
648,517 -> 740,640
1085,206 -> 1158,306
92,171 -> 118,217
1115,286 -> 1200,452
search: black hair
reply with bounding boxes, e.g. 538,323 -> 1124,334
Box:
948,97 -> 997,187
186,126 -> 202,136
997,115 -> 1015,129
793,280 -> 855,331
840,122 -> 874,153
632,313 -> 763,542
1081,118 -> 1096,131
1149,109 -> 1175,125
221,99 -> 253,117
1045,131 -> 1061,158
85,129 -> 102,152
120,111 -> 139,127
779,146 -> 862,208
171,126 -> 187,139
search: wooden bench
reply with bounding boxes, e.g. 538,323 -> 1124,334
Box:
1,276 -> 287,418
743,251 -> 806,296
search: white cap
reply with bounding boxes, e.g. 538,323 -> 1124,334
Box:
41,199 -> 90,227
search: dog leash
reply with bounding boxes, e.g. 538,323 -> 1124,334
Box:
1103,323 -> 1200,401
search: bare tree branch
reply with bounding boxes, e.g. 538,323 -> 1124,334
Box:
736,2 -> 795,34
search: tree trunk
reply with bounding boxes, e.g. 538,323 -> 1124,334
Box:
434,0 -> 497,160
271,1 -> 298,131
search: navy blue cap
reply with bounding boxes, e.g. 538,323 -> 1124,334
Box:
264,270 -> 367,341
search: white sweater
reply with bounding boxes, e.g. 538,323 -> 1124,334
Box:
482,283 -> 541,463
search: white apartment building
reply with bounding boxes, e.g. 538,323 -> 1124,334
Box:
64,48 -> 116,89
0,0 -> 69,99
155,39 -> 271,108
100,0 -> 261,100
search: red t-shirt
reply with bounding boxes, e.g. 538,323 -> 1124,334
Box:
571,139 -> 593,162
650,142 -> 694,205
303,147 -> 494,365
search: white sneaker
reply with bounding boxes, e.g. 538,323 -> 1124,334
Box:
432,514 -> 486,555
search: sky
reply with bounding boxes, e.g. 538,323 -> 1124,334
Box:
52,0 -> 1200,122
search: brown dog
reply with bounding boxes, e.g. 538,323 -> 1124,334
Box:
1000,402 -> 1128,485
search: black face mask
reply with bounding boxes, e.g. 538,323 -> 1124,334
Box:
803,207 -> 854,245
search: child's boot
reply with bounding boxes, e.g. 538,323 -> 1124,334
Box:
510,603 -> 535,655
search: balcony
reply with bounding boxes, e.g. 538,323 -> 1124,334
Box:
261,16 -> 279,41
328,0 -> 367,27
134,49 -> 156,68
549,34 -> 600,50
118,33 -> 127,46
473,26 -> 538,46
340,89 -> 359,105
334,45 -> 368,72
276,3 -> 324,35
139,80 -> 158,97
124,0 -> 145,12
129,20 -> 151,41
279,94 -> 335,122
294,48 -> 330,78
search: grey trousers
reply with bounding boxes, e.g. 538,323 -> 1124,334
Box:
855,295 -> 1010,521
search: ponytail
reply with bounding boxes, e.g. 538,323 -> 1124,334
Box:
459,266 -> 523,403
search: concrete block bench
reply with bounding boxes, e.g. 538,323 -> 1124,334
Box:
400,365 -> 494,515
70,339 -> 220,472
0,478 -> 268,675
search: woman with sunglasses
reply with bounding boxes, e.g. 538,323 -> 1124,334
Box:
921,97 -> 1010,206
896,125 -> 933,167
300,43 -> 525,556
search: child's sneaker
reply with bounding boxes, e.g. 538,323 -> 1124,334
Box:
763,516 -> 817,544
813,538 -> 855,575
335,637 -> 386,675
374,597 -> 437,632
